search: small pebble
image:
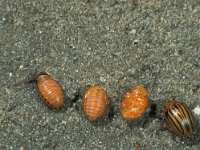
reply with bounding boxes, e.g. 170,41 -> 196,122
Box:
193,105 -> 200,115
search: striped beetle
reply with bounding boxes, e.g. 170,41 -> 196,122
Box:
164,100 -> 196,137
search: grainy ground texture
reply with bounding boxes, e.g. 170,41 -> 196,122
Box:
0,0 -> 200,150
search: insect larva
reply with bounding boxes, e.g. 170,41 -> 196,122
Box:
120,86 -> 148,121
82,85 -> 109,122
164,100 -> 196,137
36,72 -> 65,109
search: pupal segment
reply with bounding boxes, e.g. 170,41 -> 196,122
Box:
82,85 -> 109,122
36,73 -> 65,109
120,86 -> 148,121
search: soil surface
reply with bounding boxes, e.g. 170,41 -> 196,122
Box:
0,0 -> 200,150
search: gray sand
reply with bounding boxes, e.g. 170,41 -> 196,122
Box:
0,0 -> 200,149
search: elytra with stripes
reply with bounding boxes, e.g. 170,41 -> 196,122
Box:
164,100 -> 196,137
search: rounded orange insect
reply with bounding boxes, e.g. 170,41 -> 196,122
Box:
120,86 -> 148,121
36,73 -> 65,109
82,85 -> 109,122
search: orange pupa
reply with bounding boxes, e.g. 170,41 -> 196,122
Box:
36,73 -> 65,109
82,85 -> 109,122
120,86 -> 148,121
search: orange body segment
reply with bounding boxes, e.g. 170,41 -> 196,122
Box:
82,85 -> 109,122
120,86 -> 148,121
37,74 -> 64,109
